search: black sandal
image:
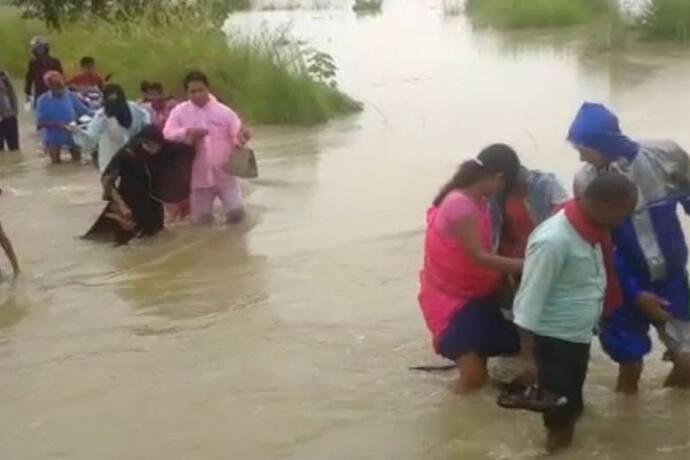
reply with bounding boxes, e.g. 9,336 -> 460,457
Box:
497,385 -> 568,413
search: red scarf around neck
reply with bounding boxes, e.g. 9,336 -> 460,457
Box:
563,200 -> 622,316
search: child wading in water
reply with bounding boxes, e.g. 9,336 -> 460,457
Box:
509,173 -> 637,453
418,144 -> 524,394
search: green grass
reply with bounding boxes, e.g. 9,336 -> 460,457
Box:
465,0 -> 609,29
640,0 -> 690,42
0,7 -> 44,75
0,6 -> 361,124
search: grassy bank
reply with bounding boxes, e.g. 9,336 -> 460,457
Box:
640,0 -> 690,42
0,6 -> 361,124
465,0 -> 609,29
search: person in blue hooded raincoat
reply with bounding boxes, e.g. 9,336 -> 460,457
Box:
570,102 -> 690,393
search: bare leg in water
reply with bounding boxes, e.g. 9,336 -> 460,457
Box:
69,146 -> 82,162
659,326 -> 690,389
616,361 -> 643,394
456,352 -> 488,394
663,357 -> 690,389
46,145 -> 62,164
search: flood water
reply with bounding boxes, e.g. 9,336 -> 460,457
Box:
2,0 -> 690,458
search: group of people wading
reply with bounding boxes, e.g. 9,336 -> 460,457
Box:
6,37 -> 252,247
2,33 -> 690,458
419,102 -> 690,452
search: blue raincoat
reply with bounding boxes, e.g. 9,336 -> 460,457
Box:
571,102 -> 690,362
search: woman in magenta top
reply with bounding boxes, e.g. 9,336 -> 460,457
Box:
419,144 -> 524,393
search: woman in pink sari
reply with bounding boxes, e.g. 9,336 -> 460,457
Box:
419,144 -> 524,393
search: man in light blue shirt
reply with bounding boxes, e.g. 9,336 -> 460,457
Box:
512,172 -> 637,453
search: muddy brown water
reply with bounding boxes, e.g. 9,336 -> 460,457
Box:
1,0 -> 690,458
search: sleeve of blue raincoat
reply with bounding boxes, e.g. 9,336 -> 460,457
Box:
613,250 -> 640,309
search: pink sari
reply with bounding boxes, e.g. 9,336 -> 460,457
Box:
418,192 -> 502,349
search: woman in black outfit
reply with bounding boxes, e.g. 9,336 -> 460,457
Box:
85,125 -> 167,245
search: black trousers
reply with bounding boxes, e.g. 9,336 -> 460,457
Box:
0,116 -> 19,151
535,335 -> 590,431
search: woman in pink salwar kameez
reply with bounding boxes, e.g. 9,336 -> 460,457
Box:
419,144 -> 524,393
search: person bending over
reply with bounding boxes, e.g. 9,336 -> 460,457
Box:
570,102 -> 690,392
418,144 -> 524,394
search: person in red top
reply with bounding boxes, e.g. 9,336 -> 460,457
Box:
498,194 -> 537,260
489,167 -> 568,300
496,168 -> 568,259
141,82 -> 177,129
68,57 -> 105,91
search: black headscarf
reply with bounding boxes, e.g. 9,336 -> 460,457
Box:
103,83 -> 133,129
134,125 -> 195,204
129,124 -> 165,148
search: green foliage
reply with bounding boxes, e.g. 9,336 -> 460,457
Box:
465,0 -> 609,29
0,6 -> 43,75
306,51 -> 338,88
640,0 -> 690,42
11,0 -> 251,29
0,6 -> 361,124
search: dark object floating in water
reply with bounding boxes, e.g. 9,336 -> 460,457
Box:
353,0 -> 382,12
409,364 -> 456,372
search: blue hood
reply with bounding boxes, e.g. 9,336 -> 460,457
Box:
568,102 -> 639,162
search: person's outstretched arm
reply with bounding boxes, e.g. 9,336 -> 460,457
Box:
0,220 -> 19,277
455,213 -> 523,274
73,110 -> 105,149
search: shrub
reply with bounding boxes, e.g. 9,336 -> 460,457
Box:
465,0 -> 609,29
0,6 -> 361,124
639,0 -> 690,42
